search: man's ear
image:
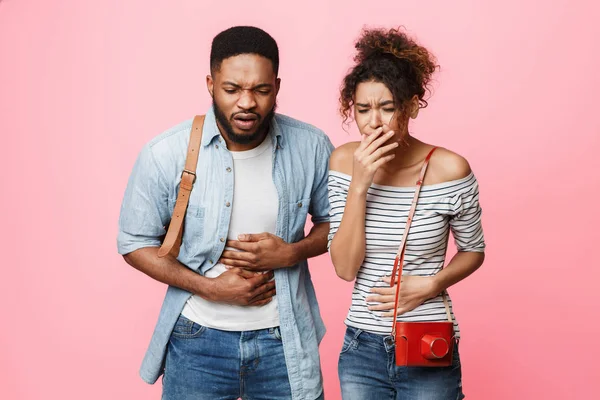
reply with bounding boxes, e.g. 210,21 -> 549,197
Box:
207,74 -> 214,97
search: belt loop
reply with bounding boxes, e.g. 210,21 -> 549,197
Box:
384,335 -> 395,353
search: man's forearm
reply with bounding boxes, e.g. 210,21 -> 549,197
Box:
123,247 -> 213,298
288,222 -> 329,265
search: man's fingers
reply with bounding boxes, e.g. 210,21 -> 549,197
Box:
248,297 -> 273,307
219,258 -> 254,268
220,250 -> 258,262
225,240 -> 258,252
238,233 -> 270,242
248,271 -> 275,288
250,281 -> 276,299
236,268 -> 262,279
249,287 -> 277,304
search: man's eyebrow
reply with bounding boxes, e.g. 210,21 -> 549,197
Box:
222,81 -> 274,89
252,83 -> 274,90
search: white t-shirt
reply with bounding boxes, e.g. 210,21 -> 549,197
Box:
181,136 -> 280,331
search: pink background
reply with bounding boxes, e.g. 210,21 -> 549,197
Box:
1,0 -> 599,398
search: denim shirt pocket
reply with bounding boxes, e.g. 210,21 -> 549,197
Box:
288,197 -> 311,242
180,204 -> 205,256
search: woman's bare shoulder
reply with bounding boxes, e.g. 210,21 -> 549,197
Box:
426,147 -> 472,184
329,142 -> 360,176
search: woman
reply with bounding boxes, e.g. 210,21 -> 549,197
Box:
328,27 -> 486,400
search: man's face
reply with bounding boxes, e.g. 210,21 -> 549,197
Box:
208,54 -> 280,145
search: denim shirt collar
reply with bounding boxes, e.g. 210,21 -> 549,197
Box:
202,106 -> 284,149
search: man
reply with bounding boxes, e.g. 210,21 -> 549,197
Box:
117,26 -> 333,400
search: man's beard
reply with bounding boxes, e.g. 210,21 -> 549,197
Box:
213,99 -> 277,145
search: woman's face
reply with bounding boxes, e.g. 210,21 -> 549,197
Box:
353,80 -> 418,137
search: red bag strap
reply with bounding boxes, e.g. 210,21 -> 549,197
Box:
390,147 -> 453,333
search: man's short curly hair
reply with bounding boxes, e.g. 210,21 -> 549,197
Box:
210,26 -> 279,76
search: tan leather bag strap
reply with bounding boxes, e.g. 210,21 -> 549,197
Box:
390,147 -> 453,331
158,115 -> 205,258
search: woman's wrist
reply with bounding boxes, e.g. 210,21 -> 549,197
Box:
430,274 -> 446,297
348,180 -> 370,196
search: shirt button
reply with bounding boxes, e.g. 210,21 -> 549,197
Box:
225,202 -> 231,207
215,144 -> 219,149
220,238 -> 225,243
209,259 -> 214,264
226,167 -> 232,172
297,202 -> 303,207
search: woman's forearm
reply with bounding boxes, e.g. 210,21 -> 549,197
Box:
432,251 -> 485,293
330,184 -> 369,281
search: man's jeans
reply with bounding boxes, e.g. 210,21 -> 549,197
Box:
162,314 -> 323,400
338,326 -> 464,400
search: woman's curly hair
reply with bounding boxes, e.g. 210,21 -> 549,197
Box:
340,27 -> 438,127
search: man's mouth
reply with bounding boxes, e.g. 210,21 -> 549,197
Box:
233,114 -> 259,130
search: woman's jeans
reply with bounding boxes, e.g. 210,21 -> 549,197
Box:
338,326 -> 465,400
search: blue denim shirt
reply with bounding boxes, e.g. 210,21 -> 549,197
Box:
117,107 -> 333,400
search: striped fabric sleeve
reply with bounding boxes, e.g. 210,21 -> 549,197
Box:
449,177 -> 486,252
327,173 -> 348,250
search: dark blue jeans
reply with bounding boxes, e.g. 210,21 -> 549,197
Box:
162,314 -> 309,400
338,326 -> 465,400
